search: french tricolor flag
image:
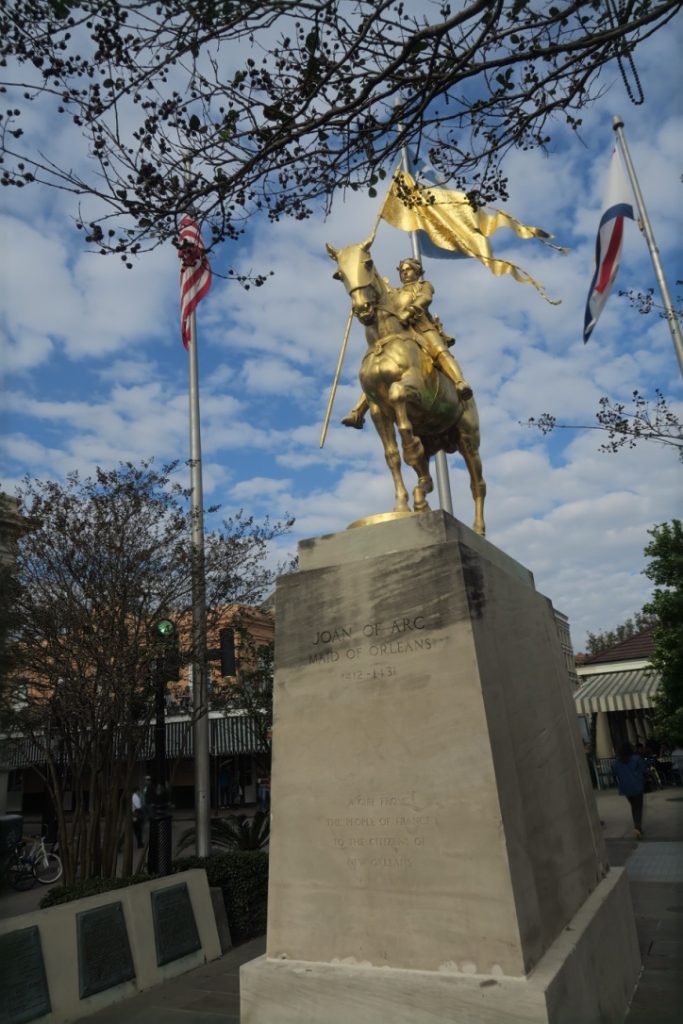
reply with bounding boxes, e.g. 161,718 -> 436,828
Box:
583,149 -> 635,343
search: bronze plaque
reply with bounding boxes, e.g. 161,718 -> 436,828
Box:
77,902 -> 135,999
0,925 -> 51,1024
151,882 -> 201,965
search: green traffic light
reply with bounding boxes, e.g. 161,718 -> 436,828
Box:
155,618 -> 176,640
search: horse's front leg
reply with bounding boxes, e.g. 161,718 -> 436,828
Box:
368,402 -> 410,513
387,381 -> 433,513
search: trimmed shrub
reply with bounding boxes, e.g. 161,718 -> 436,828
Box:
173,850 -> 268,942
40,873 -> 156,908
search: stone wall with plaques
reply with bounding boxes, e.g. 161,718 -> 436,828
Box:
0,925 -> 51,1024
241,511 -> 641,1024
0,869 -> 220,1024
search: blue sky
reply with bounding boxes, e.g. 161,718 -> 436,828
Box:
1,16 -> 682,652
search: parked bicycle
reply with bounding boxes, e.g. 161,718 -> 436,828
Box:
7,835 -> 63,890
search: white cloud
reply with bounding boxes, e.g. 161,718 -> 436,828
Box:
0,213 -> 177,368
2,22 -> 682,654
232,476 -> 292,501
97,359 -> 158,385
1,329 -> 54,373
241,358 -> 314,396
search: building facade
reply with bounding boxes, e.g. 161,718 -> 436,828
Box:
573,627 -> 659,763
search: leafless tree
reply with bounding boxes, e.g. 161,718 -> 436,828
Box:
213,614 -> 275,778
1,460 -> 291,881
524,389 -> 683,460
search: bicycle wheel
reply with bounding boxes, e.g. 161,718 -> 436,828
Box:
8,859 -> 36,891
34,852 -> 63,884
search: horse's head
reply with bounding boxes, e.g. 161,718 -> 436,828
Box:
326,238 -> 380,325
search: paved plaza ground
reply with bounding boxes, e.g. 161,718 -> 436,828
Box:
2,787 -> 682,1022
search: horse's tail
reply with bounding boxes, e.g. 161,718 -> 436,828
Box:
419,424 -> 461,458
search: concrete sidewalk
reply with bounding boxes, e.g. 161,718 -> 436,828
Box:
15,788 -> 683,1022
74,935 -> 266,1024
599,786 -> 683,1024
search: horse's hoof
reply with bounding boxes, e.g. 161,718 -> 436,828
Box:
414,498 -> 431,513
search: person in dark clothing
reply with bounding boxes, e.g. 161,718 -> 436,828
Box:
613,742 -> 647,838
143,775 -> 155,814
132,787 -> 144,849
219,762 -> 233,809
40,787 -> 58,845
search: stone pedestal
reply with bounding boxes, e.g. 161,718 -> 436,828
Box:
241,513 -> 640,1023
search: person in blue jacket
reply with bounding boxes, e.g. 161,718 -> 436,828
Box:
613,742 -> 647,838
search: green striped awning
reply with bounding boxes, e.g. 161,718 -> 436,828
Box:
574,668 -> 660,714
139,718 -> 268,758
1,715 -> 269,769
0,736 -> 57,770
211,716 -> 267,755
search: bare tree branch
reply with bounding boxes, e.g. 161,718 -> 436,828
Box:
1,1 -> 680,264
2,460 -> 292,880
523,390 -> 683,460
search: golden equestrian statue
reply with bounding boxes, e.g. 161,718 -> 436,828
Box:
326,237 -> 486,536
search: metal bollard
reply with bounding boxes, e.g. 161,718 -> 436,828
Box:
148,813 -> 173,876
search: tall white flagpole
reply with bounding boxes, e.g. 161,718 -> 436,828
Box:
184,158 -> 211,858
399,144 -> 454,515
612,116 -> 683,379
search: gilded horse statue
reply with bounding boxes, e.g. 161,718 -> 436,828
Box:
326,239 -> 486,536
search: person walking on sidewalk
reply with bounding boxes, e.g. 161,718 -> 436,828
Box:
613,742 -> 647,839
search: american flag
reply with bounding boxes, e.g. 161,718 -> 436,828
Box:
178,215 -> 212,349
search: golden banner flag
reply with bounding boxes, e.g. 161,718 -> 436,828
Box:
380,170 -> 566,304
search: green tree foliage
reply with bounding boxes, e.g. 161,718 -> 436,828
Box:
1,460 -> 292,882
0,2 -> 679,264
643,520 -> 683,744
585,609 -> 657,657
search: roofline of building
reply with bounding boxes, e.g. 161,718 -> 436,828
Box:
577,657 -> 652,677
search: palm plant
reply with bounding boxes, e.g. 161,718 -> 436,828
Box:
175,811 -> 270,855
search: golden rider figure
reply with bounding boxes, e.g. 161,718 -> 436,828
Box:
342,258 -> 473,429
